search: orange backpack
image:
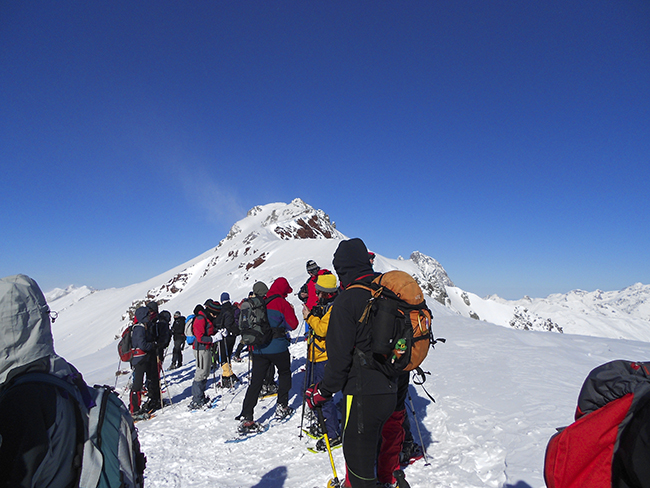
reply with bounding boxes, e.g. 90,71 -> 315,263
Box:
349,270 -> 435,376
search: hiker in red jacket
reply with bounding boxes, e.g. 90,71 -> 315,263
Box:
236,277 -> 299,434
189,300 -> 223,409
299,260 -> 332,311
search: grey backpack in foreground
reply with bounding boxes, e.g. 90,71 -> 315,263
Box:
6,373 -> 147,488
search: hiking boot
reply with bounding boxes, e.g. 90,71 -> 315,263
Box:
316,435 -> 342,452
267,382 -> 279,394
141,399 -> 162,412
275,404 -> 294,420
309,422 -> 325,438
188,396 -> 211,410
399,441 -> 423,465
237,419 -> 263,435
259,382 -> 279,397
220,375 -> 238,389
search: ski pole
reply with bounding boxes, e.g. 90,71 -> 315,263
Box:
114,357 -> 122,389
407,387 -> 430,466
316,406 -> 341,488
299,329 -> 315,438
159,361 -> 173,406
293,320 -> 305,344
215,340 -> 223,391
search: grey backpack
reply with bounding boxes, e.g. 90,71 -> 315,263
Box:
238,295 -> 280,347
3,373 -> 146,487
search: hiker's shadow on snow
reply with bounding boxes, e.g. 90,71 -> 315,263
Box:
503,482 -> 532,488
250,466 -> 288,488
162,363 -> 196,403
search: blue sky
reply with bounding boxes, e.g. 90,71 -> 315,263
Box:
1,1 -> 648,299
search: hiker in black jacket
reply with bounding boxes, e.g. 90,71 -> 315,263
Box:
306,238 -> 397,488
214,292 -> 239,388
170,311 -> 186,369
130,306 -> 161,414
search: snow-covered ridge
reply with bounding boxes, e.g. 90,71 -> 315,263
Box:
485,283 -> 650,340
45,285 -> 95,312
47,199 -> 650,358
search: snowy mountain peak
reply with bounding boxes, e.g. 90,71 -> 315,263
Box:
120,200 -> 346,323
220,199 -> 343,248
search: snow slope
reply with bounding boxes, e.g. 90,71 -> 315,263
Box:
110,305 -> 649,488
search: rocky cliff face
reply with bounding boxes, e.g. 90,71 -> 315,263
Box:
410,251 -> 454,305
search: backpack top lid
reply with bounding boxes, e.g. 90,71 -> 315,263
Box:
0,274 -> 56,384
576,360 -> 650,419
373,270 -> 425,306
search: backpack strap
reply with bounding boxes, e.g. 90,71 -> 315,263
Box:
264,294 -> 288,339
346,282 -> 383,324
264,294 -> 282,306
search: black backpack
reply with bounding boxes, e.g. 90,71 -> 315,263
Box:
238,295 -> 280,347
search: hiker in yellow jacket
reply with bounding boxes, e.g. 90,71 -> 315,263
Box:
303,273 -> 341,451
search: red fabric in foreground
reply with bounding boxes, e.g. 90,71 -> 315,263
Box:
545,393 -> 634,488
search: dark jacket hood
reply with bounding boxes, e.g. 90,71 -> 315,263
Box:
332,238 -> 374,288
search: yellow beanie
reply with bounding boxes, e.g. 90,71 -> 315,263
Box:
315,274 -> 338,293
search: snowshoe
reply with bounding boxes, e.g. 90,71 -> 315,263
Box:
274,404 -> 294,421
188,396 -> 211,410
132,411 -> 154,422
314,435 -> 342,452
237,419 -> 264,435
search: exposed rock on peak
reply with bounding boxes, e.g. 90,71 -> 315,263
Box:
263,198 -> 342,240
410,251 -> 454,305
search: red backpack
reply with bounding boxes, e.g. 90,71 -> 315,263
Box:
544,360 -> 650,488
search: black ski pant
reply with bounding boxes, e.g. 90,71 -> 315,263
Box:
131,354 -> 160,410
233,341 -> 247,358
343,393 -> 396,488
239,350 -> 292,420
171,338 -> 184,367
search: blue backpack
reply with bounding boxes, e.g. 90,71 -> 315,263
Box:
4,373 -> 146,487
185,314 -> 196,345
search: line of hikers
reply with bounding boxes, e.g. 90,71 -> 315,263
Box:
124,239 -> 425,487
